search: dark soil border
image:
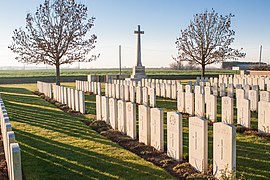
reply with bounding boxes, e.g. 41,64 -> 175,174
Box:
0,133 -> 8,180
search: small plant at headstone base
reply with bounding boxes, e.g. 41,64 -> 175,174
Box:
160,159 -> 174,168
183,152 -> 189,161
219,165 -> 236,180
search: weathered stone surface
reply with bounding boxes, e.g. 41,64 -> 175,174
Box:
109,98 -> 118,129
150,108 -> 164,152
185,93 -> 194,115
189,116 -> 208,174
117,100 -> 126,133
213,122 -> 236,179
237,98 -> 250,128
126,102 -> 136,139
258,101 -> 270,134
167,112 -> 182,161
221,97 -> 234,124
138,105 -> 151,145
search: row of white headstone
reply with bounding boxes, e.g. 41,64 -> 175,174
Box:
215,74 -> 270,90
52,84 -> 85,114
177,84 -> 270,134
96,95 -> 236,178
104,83 -> 157,107
75,80 -> 101,95
108,78 -> 181,100
0,99 -> 22,180
37,81 -> 52,98
37,81 -> 85,114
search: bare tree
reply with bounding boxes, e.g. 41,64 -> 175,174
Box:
169,59 -> 183,70
175,9 -> 245,77
9,0 -> 98,85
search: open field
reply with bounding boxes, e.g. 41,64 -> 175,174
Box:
0,69 -> 237,84
0,69 -> 237,77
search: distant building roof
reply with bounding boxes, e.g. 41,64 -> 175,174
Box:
222,61 -> 267,70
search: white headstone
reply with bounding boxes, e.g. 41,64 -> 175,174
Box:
160,83 -> 166,98
149,88 -> 156,107
185,84 -> 192,93
74,90 -> 80,111
220,83 -> 226,97
120,85 -> 125,100
124,85 -> 130,101
195,85 -> 202,94
129,86 -> 136,103
71,89 -> 75,110
185,93 -> 194,115
109,98 -> 118,129
79,91 -> 85,114
227,84 -> 234,98
10,143 -> 22,180
258,101 -> 270,133
171,84 -> 177,99
237,98 -> 250,128
142,87 -> 149,106
244,85 -> 250,99
236,89 -> 245,109
167,112 -> 182,161
136,86 -> 143,104
96,95 -> 102,120
248,90 -> 258,111
166,84 -> 172,99
195,93 -> 205,117
117,100 -> 126,133
221,97 -> 234,124
189,116 -> 208,174
150,108 -> 164,152
260,91 -> 270,102
138,105 -> 151,145
212,83 -> 218,96
126,102 -> 136,139
206,95 -> 217,122
177,91 -> 185,113
101,96 -> 109,123
213,122 -> 236,179
115,84 -> 120,99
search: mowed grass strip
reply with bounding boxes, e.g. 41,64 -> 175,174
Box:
0,84 -> 174,180
0,69 -> 236,77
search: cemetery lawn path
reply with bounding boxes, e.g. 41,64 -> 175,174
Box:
0,84 -> 174,180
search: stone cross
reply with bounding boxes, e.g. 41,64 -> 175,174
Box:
134,25 -> 144,67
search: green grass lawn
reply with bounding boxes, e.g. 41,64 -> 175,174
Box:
0,69 -> 236,77
0,84 -> 174,180
1,81 -> 269,179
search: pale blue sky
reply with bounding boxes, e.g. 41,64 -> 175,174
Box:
0,0 -> 269,69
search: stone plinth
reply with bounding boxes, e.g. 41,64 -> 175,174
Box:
130,66 -> 146,80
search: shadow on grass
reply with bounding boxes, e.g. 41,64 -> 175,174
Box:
0,86 -> 172,180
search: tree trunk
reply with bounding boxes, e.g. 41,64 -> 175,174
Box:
201,64 -> 205,78
55,62 -> 61,85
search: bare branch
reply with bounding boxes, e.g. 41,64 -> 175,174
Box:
175,9 -> 245,76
